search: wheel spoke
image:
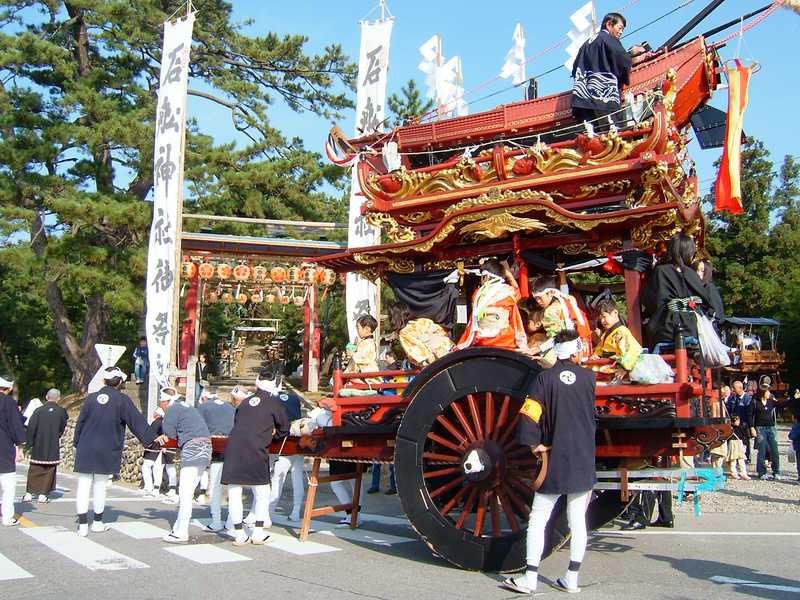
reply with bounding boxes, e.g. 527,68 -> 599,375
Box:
466,394 -> 484,440
451,400 -> 477,442
489,492 -> 502,537
497,414 -> 520,446
440,485 -> 469,517
455,487 -> 479,530
426,431 -> 464,453
492,395 -> 511,440
429,475 -> 465,499
435,414 -> 470,447
485,391 -> 495,439
473,491 -> 488,537
506,475 -> 535,494
502,483 -> 531,518
422,451 -> 462,463
424,466 -> 463,479
496,488 -> 521,533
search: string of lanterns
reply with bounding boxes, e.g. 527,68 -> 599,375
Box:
203,282 -> 311,306
181,258 -> 337,286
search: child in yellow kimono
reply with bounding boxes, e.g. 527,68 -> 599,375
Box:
345,314 -> 381,386
592,297 -> 642,380
522,307 -> 556,367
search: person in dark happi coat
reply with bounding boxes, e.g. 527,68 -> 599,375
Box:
222,371 -> 289,545
73,366 -> 157,537
0,376 -> 26,527
24,388 -> 68,503
642,233 -> 715,350
503,331 -> 596,595
571,12 -> 646,130
197,387 -> 235,532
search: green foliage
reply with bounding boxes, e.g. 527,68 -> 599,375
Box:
0,1 -> 354,392
706,140 -> 800,389
387,79 -> 434,126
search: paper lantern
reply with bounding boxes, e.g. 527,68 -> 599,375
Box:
279,292 -> 290,305
319,268 -> 337,286
293,295 -> 305,307
236,292 -> 248,304
251,289 -> 264,303
303,268 -> 318,284
265,292 -> 276,304
233,263 -> 251,281
252,265 -> 268,282
288,266 -> 302,283
198,262 -> 215,279
221,291 -> 233,303
270,266 -> 287,283
181,259 -> 196,280
208,290 -> 219,303
217,263 -> 232,280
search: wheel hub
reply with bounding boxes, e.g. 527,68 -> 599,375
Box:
461,440 -> 505,485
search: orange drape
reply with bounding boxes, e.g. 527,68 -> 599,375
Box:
714,61 -> 752,215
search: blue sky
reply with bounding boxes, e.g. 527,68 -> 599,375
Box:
187,0 -> 800,196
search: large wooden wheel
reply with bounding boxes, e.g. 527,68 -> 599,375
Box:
395,348 -> 542,571
395,348 -> 631,571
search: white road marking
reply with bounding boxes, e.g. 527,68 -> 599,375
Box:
48,497 -> 158,503
109,522 -> 170,539
270,514 -> 415,546
0,551 -> 34,581
164,544 -> 250,564
266,532 -> 341,555
710,575 -> 800,593
354,512 -> 411,528
22,526 -> 149,571
599,530 -> 800,536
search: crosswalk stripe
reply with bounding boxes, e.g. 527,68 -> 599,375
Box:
21,526 -> 149,571
0,551 -> 34,581
164,544 -> 250,564
109,522 -> 170,539
270,514 -> 415,546
355,512 -> 411,528
190,518 -> 340,555
266,532 -> 341,555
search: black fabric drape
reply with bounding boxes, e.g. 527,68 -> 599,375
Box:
386,269 -> 458,328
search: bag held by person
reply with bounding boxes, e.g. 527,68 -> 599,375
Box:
695,313 -> 731,367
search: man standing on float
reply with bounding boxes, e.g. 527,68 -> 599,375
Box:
503,330 -> 596,594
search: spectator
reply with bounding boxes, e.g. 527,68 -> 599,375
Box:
789,413 -> 800,482
0,376 -> 26,527
747,378 -> 788,480
195,353 -> 211,402
132,337 -> 149,384
729,381 -> 752,461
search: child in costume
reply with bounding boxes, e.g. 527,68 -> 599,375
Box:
530,275 -> 592,356
344,314 -> 381,386
591,297 -> 643,381
523,307 -> 556,367
456,260 -> 527,351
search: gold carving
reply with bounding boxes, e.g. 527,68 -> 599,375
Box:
631,209 -> 680,247
353,253 -> 415,273
460,213 -> 547,241
401,211 -> 433,224
368,158 -> 493,200
551,179 -> 632,201
627,162 -> 670,208
444,187 -> 552,216
366,212 -> 416,243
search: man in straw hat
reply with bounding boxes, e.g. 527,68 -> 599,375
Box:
0,376 -> 25,526
156,387 -> 211,543
73,367 -> 158,536
503,330 -> 596,595
221,371 -> 289,546
23,388 -> 68,503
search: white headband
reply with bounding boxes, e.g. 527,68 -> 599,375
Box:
554,338 -> 583,359
0,376 -> 13,389
103,367 -> 127,382
159,388 -> 181,403
255,376 -> 280,394
230,386 -> 249,400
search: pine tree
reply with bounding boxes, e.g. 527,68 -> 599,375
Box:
387,79 -> 434,126
0,1 -> 355,391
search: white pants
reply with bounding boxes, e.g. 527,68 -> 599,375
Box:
165,462 -> 177,489
526,491 -> 590,568
330,479 -> 366,512
141,453 -> 163,492
75,473 -> 108,518
269,456 -> 305,517
171,465 -> 200,538
199,468 -> 209,492
0,471 -> 16,525
228,484 -> 269,526
207,462 -> 225,525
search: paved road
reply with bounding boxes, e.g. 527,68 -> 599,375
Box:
1,465 -> 798,600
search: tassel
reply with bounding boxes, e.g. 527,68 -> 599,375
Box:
780,0 -> 800,16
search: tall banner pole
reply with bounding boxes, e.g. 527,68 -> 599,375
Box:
345,15 -> 394,341
146,12 -> 196,415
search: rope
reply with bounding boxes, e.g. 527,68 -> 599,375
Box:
711,1 -> 781,48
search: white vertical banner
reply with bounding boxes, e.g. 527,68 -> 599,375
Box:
146,13 -> 195,386
346,17 -> 393,340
